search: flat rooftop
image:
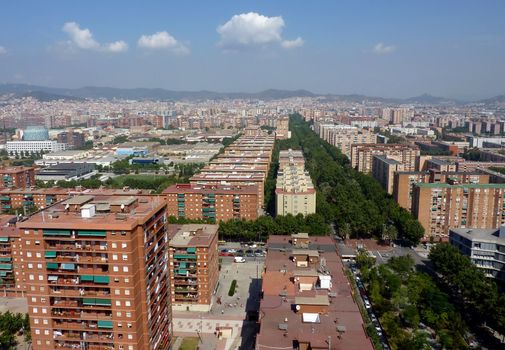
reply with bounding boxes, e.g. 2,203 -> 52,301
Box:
169,224 -> 218,247
191,172 -> 265,181
17,194 -> 166,231
0,166 -> 34,174
162,183 -> 258,195
450,227 -> 503,243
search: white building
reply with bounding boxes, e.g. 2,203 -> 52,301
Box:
6,141 -> 67,156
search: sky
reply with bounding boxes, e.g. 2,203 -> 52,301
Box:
0,1 -> 504,100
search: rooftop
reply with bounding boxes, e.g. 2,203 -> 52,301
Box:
169,224 -> 218,247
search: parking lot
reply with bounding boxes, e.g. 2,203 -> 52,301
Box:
211,256 -> 263,318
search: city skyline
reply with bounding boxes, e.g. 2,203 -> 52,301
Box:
1,1 -> 504,100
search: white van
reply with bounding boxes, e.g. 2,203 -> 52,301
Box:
234,257 -> 246,263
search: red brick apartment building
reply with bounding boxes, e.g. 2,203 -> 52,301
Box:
16,194 -> 172,350
0,166 -> 36,188
163,183 -> 259,221
168,224 -> 219,312
257,234 -> 373,350
350,144 -> 420,173
0,215 -> 25,297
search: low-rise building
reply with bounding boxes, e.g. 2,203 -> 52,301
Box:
6,140 -> 67,156
36,163 -> 96,182
450,226 -> 505,281
257,234 -> 373,350
168,224 -> 219,311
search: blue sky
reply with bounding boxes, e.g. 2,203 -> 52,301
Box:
0,0 -> 504,99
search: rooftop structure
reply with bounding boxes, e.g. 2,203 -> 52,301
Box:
257,235 -> 373,350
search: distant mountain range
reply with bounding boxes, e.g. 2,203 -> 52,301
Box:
0,83 -> 502,105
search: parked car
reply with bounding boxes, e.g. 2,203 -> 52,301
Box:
234,257 -> 246,263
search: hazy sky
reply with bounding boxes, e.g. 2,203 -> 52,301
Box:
0,0 -> 504,99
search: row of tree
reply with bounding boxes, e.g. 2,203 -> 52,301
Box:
360,254 -> 469,349
289,114 -> 424,245
429,244 -> 505,338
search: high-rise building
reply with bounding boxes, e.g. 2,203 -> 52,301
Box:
279,149 -> 305,170
411,183 -> 505,241
17,194 -> 172,350
275,164 -> 316,217
57,131 -> 86,149
372,155 -> 405,194
168,224 -> 219,312
314,123 -> 377,158
0,166 -> 36,189
393,171 -> 489,210
163,183 -> 259,221
350,143 -> 420,173
0,215 -> 25,297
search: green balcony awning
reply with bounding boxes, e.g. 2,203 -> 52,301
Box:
0,237 -> 9,242
45,251 -> 57,258
177,269 -> 188,275
43,230 -> 71,236
77,230 -> 106,237
0,263 -> 12,270
0,271 -> 7,277
46,263 -> 59,270
186,247 -> 196,253
97,320 -> 113,329
179,262 -> 187,269
95,298 -> 112,306
94,276 -> 109,284
80,275 -> 94,282
173,254 -> 196,259
0,257 -> 11,262
82,298 -> 95,305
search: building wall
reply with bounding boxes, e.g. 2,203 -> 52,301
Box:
412,185 -> 505,241
372,156 -> 404,194
351,144 -> 420,173
276,191 -> 316,217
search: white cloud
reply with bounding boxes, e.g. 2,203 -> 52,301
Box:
217,12 -> 303,50
0,46 -> 6,55
281,37 -> 304,49
137,31 -> 189,54
373,42 -> 396,54
107,41 -> 128,53
62,22 -> 127,53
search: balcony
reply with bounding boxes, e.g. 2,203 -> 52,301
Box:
54,332 -> 114,343
52,309 -> 112,320
50,288 -> 110,298
46,242 -> 108,252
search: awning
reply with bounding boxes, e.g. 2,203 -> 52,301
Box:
60,263 -> 75,270
82,298 -> 95,306
46,263 -> 58,270
177,269 -> 188,275
0,237 -> 9,242
77,230 -> 106,237
97,320 -> 113,329
45,251 -> 57,258
186,247 -> 197,253
0,257 -> 11,262
43,230 -> 71,237
48,275 -> 59,281
0,271 -> 7,277
80,275 -> 94,282
95,298 -> 112,306
179,262 -> 187,269
0,264 -> 12,270
94,276 -> 109,284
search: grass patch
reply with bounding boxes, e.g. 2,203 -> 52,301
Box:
228,279 -> 237,297
179,337 -> 199,350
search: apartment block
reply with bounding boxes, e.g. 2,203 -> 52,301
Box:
0,187 -> 71,212
279,149 -> 305,170
0,215 -> 25,297
411,183 -> 505,241
257,234 -> 373,350
450,226 -> 505,281
350,143 -> 420,173
17,194 -> 172,350
372,155 -> 404,194
190,172 -> 265,207
275,116 -> 290,139
393,171 -> 489,210
0,167 -> 36,189
315,123 -> 377,158
168,224 -> 219,312
200,163 -> 268,179
275,165 -> 316,217
163,183 -> 259,221
211,157 -> 271,171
